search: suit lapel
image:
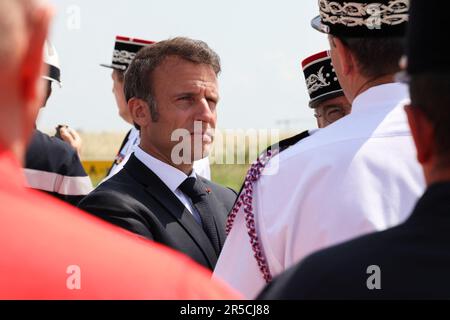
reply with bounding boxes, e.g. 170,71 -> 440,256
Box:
124,155 -> 218,268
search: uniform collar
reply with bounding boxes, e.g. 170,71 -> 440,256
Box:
351,82 -> 409,116
408,182 -> 450,222
134,146 -> 196,193
128,127 -> 140,140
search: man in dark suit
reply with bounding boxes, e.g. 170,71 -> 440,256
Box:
258,0 -> 450,299
79,37 -> 236,270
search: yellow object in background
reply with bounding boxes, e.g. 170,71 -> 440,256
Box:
82,161 -> 112,187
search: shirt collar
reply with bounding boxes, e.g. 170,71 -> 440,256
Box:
128,127 -> 140,140
351,82 -> 409,116
134,146 -> 196,192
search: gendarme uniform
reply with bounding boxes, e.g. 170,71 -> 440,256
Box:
24,42 -> 93,206
101,36 -> 211,182
214,0 -> 425,299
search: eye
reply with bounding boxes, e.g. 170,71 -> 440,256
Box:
327,108 -> 340,115
325,106 -> 345,122
207,98 -> 217,105
178,96 -> 194,103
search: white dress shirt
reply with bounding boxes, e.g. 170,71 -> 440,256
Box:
213,83 -> 426,298
134,146 -> 203,225
103,127 -> 140,181
103,127 -> 211,182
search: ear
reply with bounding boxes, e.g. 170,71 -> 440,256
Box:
129,97 -> 151,128
19,5 -> 53,107
405,104 -> 435,165
331,37 -> 354,76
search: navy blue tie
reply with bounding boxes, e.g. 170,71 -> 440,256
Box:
179,177 -> 220,255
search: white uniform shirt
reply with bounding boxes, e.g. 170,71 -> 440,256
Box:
104,127 -> 141,181
103,127 -> 211,182
213,83 -> 425,298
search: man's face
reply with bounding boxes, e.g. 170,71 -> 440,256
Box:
112,70 -> 133,124
41,79 -> 52,107
314,95 -> 351,128
145,56 -> 218,165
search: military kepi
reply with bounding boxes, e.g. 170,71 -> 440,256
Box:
302,51 -> 344,108
311,0 -> 409,37
101,36 -> 155,71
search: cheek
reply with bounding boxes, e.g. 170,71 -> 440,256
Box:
114,86 -> 124,99
329,51 -> 341,74
112,86 -> 120,102
208,109 -> 218,125
318,119 -> 325,129
156,113 -> 185,138
345,105 -> 352,115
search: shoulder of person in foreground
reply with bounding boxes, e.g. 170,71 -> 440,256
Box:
256,227 -> 405,300
1,186 -> 241,299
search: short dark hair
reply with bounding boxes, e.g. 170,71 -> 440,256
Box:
410,73 -> 450,157
336,36 -> 405,79
124,37 -> 221,122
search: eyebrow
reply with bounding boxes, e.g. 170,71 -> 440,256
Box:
322,104 -> 347,109
174,91 -> 219,101
174,92 -> 196,98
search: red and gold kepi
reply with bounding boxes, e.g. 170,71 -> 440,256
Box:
302,50 -> 343,108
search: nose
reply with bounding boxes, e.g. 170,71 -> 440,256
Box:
195,98 -> 215,125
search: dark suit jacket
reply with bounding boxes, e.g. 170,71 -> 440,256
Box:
79,154 -> 237,270
258,182 -> 450,299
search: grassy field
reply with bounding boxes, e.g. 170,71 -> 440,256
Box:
79,130 -> 296,190
210,164 -> 249,192
85,161 -> 250,191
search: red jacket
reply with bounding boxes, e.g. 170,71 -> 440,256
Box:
0,147 -> 239,300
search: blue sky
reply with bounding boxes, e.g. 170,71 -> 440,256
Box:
39,0 -> 329,133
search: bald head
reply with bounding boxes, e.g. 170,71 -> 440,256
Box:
0,1 -> 39,71
0,0 -> 53,160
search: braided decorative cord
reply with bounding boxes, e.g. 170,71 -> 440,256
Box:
226,149 -> 279,283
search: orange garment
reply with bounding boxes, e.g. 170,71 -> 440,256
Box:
0,147 -> 239,300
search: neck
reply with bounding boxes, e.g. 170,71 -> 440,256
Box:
140,141 -> 194,175
0,135 -> 25,163
0,103 -> 26,163
351,74 -> 395,103
124,117 -> 134,126
425,158 -> 450,187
